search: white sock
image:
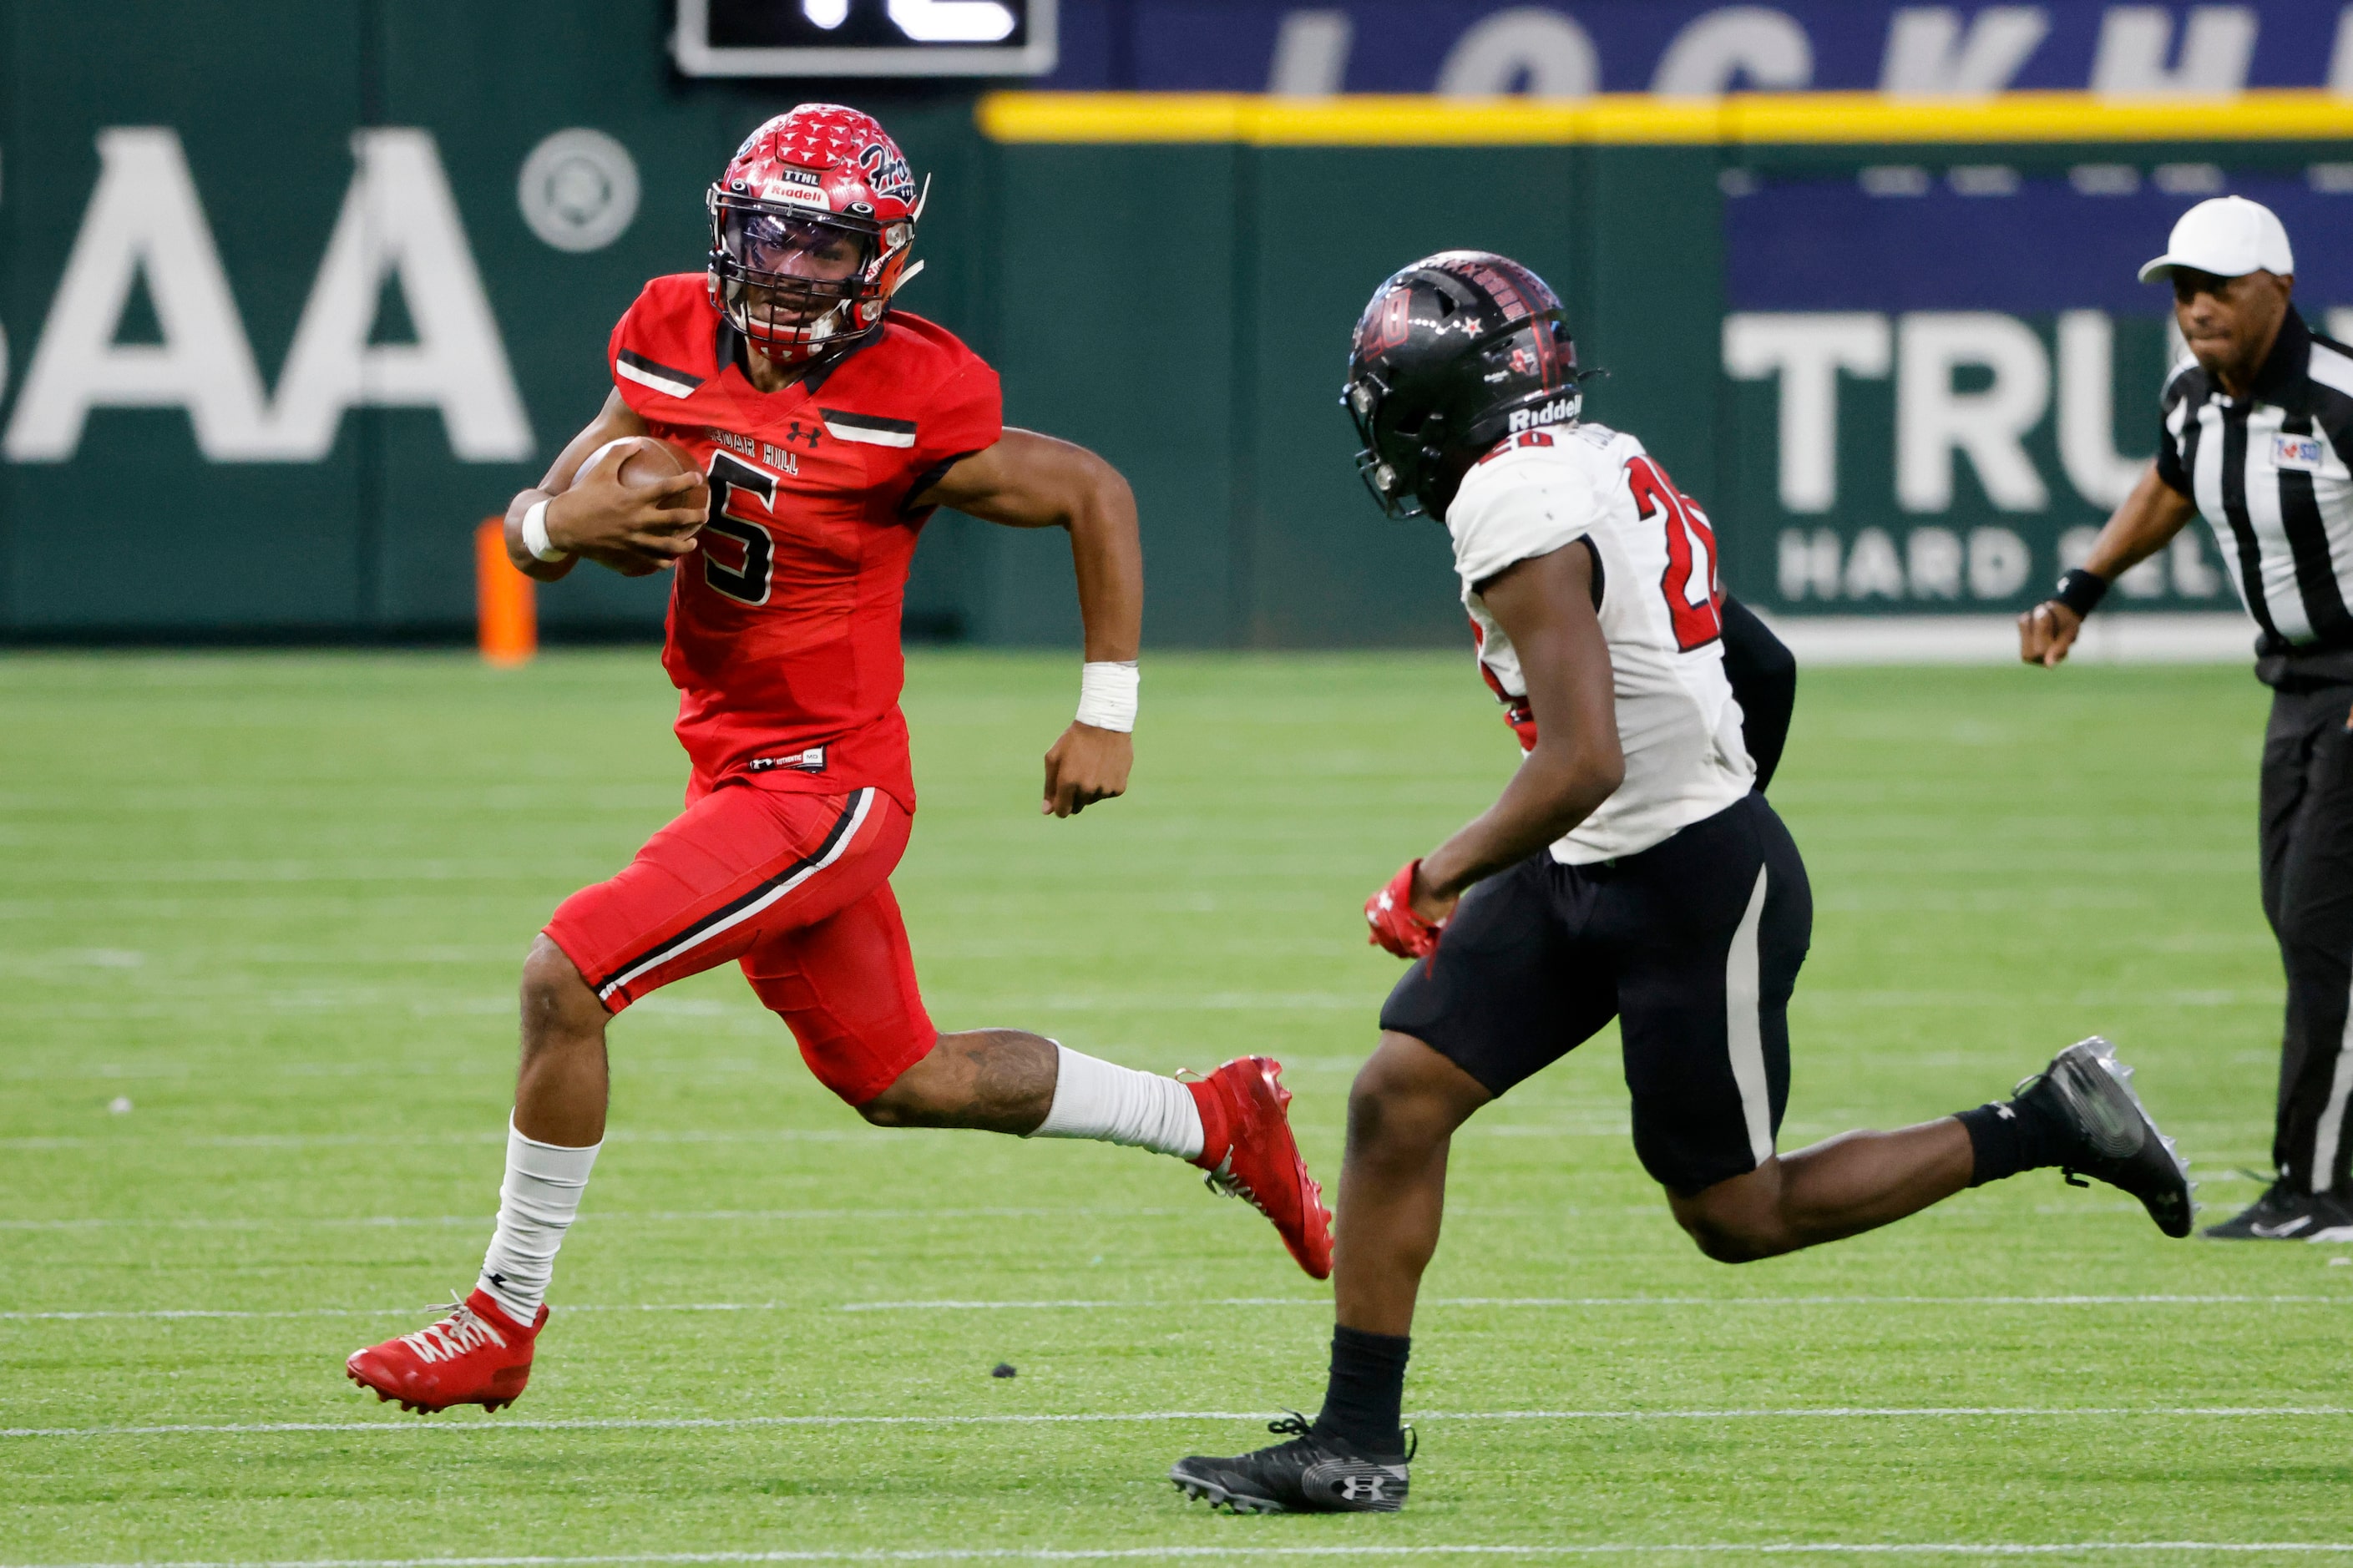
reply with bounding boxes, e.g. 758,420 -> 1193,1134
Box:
1026,1044 -> 1204,1159
477,1116 -> 601,1325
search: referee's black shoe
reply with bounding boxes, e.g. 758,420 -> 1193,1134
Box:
1171,1414 -> 1412,1513
2202,1180 -> 2353,1241
2014,1037 -> 2194,1237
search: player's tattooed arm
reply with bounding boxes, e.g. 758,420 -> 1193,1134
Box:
2018,464 -> 2197,668
1409,541 -> 1625,924
503,389 -> 708,582
913,430 -> 1144,818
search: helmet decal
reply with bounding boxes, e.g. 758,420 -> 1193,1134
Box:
858,140 -> 917,207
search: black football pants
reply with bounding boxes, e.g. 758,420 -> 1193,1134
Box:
2259,680 -> 2353,1192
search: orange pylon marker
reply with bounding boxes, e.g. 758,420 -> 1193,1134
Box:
476,517 -> 537,667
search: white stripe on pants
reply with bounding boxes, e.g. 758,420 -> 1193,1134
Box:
2307,974 -> 2353,1187
1725,865 -> 1775,1167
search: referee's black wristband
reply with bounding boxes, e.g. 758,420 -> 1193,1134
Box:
2052,568 -> 2109,619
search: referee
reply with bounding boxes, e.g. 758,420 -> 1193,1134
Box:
2020,195 -> 2353,1241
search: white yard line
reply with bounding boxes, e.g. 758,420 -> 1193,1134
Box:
10,1542 -> 2353,1565
0,1208 -> 1187,1232
8,1294 -> 2350,1323
0,1303 -> 802,1323
8,1406 -> 2352,1439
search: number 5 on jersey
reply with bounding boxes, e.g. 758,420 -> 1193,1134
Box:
1626,455 -> 1723,651
702,452 -> 781,606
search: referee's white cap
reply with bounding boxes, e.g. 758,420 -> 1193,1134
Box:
2138,195 -> 2295,283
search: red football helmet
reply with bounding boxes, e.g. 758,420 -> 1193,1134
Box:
706,104 -> 925,365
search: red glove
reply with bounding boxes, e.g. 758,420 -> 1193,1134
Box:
1366,858 -> 1445,960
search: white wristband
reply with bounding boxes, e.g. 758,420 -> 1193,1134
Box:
1075,660 -> 1139,733
520,498 -> 567,563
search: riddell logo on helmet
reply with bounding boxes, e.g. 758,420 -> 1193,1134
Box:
1508,397 -> 1576,433
762,181 -> 828,208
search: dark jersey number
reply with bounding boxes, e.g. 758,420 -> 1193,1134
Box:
1626,455 -> 1723,652
701,451 -> 781,606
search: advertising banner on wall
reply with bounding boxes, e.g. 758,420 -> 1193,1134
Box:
1043,0 -> 2353,95
1718,164 -> 2353,623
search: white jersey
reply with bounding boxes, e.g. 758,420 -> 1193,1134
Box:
1445,419 -> 1754,865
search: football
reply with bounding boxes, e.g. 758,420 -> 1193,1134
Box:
577,435 -> 710,534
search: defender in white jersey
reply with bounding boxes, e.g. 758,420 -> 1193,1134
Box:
1453,417 -> 1753,862
1172,250 -> 2194,1516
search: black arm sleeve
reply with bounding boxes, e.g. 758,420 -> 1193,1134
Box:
1718,594 -> 1796,793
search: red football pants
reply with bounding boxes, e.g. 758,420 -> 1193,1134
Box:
542,783 -> 936,1105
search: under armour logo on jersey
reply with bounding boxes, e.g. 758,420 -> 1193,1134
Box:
782,421 -> 824,449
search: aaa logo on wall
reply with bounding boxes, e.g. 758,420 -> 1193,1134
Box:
1,125 -> 638,467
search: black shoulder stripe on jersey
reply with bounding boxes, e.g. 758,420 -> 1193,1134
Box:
590,790 -> 868,999
2157,366 -> 2206,495
616,350 -> 704,397
2175,382 -> 2206,489
2280,405 -> 2353,644
2217,410 -> 2284,645
2160,361 -> 2204,410
819,408 -> 918,435
900,451 -> 983,518
2309,342 -> 2353,468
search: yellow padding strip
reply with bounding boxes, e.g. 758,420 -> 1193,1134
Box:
978,90 -> 2353,147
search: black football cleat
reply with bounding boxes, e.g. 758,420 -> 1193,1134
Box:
2202,1180 -> 2353,1241
2012,1037 -> 2193,1237
1171,1414 -> 1413,1514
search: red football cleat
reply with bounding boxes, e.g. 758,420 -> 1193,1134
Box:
1187,1056 -> 1333,1279
346,1289 -> 545,1414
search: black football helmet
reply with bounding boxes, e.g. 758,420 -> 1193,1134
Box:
1342,250 -> 1586,519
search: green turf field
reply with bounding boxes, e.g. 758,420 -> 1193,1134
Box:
3,649 -> 2347,1565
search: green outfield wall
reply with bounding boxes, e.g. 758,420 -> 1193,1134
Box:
0,0 -> 1001,642
1,6 -> 2347,645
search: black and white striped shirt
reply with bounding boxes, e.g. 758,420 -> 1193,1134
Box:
2160,311 -> 2353,682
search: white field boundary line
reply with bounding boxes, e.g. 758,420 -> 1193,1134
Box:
0,1208 -> 1190,1232
13,1547 -> 2353,1567
835,1293 -> 2353,1311
11,1406 -> 2353,1439
10,1294 -> 2351,1323
0,1130 -> 889,1151
1757,609 -> 2251,666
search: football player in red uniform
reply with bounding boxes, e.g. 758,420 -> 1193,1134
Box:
345,105 -> 1329,1415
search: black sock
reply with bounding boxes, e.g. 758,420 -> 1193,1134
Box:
1956,1094 -> 2071,1186
1311,1325 -> 1409,1456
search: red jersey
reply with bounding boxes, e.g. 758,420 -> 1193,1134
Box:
606,275 -> 1002,812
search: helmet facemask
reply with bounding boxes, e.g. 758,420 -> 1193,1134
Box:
1346,370 -> 1443,520
707,193 -> 908,364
